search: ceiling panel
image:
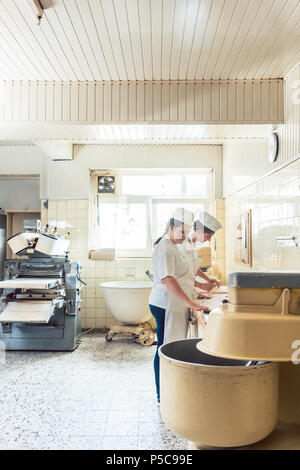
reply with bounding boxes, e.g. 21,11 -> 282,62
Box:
1,0 -> 300,81
0,123 -> 273,142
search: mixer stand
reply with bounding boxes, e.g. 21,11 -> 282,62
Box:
105,321 -> 155,346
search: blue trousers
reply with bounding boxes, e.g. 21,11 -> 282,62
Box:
149,304 -> 166,403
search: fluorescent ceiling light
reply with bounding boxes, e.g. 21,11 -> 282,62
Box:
24,0 -> 44,25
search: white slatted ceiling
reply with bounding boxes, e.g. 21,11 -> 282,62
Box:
1,0 -> 300,81
0,123 -> 273,141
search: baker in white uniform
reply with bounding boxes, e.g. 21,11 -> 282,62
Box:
179,212 -> 222,338
179,211 -> 223,291
149,208 -> 208,403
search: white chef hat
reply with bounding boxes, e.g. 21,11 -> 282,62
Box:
172,208 -> 194,226
196,212 -> 222,232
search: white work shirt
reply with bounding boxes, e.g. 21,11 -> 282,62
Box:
149,237 -> 192,309
178,236 -> 202,275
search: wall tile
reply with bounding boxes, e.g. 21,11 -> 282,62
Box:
225,159 -> 300,278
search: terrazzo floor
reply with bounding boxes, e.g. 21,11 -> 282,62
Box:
0,332 -> 187,450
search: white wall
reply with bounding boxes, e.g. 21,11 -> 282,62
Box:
0,143 -> 222,200
47,144 -> 223,199
222,139 -> 268,197
0,146 -> 47,199
223,62 -> 300,198
0,146 -> 44,173
0,178 -> 40,211
224,60 -> 300,277
225,158 -> 300,276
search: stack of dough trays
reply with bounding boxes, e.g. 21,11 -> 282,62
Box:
0,301 -> 54,323
0,278 -> 61,323
0,278 -> 61,289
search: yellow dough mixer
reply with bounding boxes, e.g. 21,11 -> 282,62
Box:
159,271 -> 300,450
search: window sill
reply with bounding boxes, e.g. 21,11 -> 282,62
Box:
88,250 -> 151,261
116,257 -> 152,260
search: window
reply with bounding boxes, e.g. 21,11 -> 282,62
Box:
121,175 -> 181,196
95,197 -> 151,257
90,170 -> 213,257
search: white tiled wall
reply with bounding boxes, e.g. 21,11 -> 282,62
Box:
222,139 -> 268,197
42,199 -> 152,329
224,60 -> 300,279
225,158 -> 300,277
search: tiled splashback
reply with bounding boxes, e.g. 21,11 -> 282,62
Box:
41,199 -> 152,329
225,158 -> 300,277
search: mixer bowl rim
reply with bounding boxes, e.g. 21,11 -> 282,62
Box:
199,344 -> 290,363
159,339 -> 276,371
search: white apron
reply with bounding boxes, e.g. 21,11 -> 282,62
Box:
177,238 -> 202,340
179,237 -> 202,278
164,248 -> 195,344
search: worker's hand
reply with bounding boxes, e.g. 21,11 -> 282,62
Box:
200,282 -> 214,292
210,278 -> 220,288
203,278 -> 220,291
197,293 -> 212,300
187,300 -> 210,311
191,309 -> 208,329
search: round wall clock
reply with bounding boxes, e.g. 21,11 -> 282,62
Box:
269,132 -> 279,163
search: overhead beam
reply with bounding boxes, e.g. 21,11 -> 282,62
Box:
35,140 -> 73,160
0,80 -> 283,125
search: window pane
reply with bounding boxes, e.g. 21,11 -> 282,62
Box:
96,202 -> 118,249
185,174 -> 212,197
96,201 -> 148,250
122,175 -> 181,196
116,203 -> 147,249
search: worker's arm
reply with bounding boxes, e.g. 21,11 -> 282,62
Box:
195,268 -> 220,289
195,280 -> 213,291
162,276 -> 207,311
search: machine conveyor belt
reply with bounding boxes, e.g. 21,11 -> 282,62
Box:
0,278 -> 61,289
0,300 -> 53,323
